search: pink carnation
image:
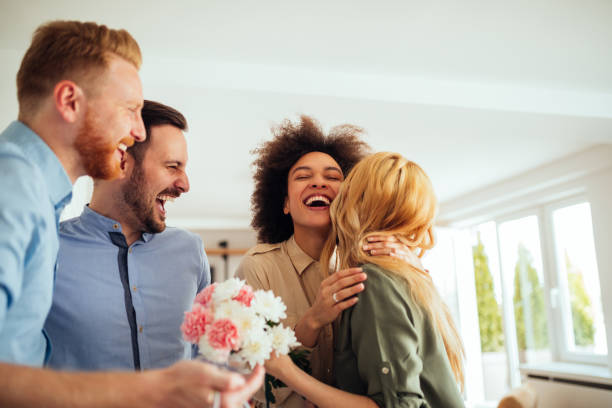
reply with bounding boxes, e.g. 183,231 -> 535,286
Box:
181,304 -> 213,343
232,285 -> 254,306
195,283 -> 217,307
206,318 -> 240,351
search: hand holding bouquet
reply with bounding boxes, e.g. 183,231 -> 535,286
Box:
181,278 -> 300,370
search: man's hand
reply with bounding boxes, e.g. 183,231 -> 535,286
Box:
154,360 -> 264,408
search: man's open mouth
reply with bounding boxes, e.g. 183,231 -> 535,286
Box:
117,142 -> 128,161
156,194 -> 177,215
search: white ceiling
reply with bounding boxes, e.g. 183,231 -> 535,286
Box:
1,0 -> 611,228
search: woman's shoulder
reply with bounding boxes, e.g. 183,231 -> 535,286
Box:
361,262 -> 405,286
244,242 -> 282,257
236,242 -> 288,280
359,263 -> 420,310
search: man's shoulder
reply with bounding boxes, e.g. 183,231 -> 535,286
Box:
159,226 -> 201,242
0,146 -> 38,179
0,149 -> 45,208
59,216 -> 93,239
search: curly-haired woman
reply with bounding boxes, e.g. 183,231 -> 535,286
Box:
265,152 -> 465,408
236,116 -> 420,407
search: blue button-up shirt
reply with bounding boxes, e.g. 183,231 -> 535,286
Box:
44,206 -> 210,370
0,121 -> 72,366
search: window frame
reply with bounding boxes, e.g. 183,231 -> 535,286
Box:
465,194 -> 609,398
543,196 -> 608,366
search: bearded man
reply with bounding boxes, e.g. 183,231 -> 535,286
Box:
44,100 -> 210,371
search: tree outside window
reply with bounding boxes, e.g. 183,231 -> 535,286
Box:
513,244 -> 548,357
473,236 -> 504,352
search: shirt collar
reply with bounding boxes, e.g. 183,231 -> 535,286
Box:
79,205 -> 153,243
287,235 -> 317,276
5,121 -> 72,212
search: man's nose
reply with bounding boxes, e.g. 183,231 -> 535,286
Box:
176,172 -> 190,193
132,114 -> 146,142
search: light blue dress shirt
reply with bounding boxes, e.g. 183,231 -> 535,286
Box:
0,121 -> 72,366
44,206 -> 210,371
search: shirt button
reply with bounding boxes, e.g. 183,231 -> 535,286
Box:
381,367 -> 390,375
132,286 -> 137,292
139,325 -> 143,333
113,224 -> 119,229
128,248 -> 133,254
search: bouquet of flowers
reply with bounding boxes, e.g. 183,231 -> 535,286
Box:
181,278 -> 300,370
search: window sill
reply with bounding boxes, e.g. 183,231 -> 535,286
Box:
520,362 -> 612,387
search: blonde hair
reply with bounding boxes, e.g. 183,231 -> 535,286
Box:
17,20 -> 142,118
321,152 -> 465,388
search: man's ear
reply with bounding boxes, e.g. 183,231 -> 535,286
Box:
283,196 -> 290,215
118,153 -> 135,180
53,80 -> 84,123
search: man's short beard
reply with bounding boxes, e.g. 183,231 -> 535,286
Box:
74,110 -> 121,180
121,164 -> 165,234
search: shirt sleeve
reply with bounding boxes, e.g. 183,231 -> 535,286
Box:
348,266 -> 430,408
0,156 -> 43,332
196,234 -> 211,291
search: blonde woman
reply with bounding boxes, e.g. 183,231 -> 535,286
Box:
265,152 -> 465,408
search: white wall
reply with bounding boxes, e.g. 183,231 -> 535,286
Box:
190,228 -> 257,282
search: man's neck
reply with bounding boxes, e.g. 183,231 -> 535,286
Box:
293,225 -> 330,261
89,194 -> 142,246
22,112 -> 83,184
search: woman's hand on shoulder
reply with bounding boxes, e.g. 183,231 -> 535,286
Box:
307,267 -> 366,330
362,235 -> 426,271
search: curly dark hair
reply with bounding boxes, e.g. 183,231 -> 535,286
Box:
251,115 -> 371,244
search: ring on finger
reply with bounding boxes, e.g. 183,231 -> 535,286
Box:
332,292 -> 339,303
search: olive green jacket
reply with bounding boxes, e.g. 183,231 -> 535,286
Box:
334,263 -> 465,408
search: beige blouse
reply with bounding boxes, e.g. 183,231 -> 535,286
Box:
235,235 -> 333,407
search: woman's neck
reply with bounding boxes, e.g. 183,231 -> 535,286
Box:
293,225 -> 330,260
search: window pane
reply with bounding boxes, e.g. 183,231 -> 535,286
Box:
498,216 -> 552,365
471,222 -> 509,401
552,202 -> 607,355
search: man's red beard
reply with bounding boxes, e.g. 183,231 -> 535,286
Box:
74,111 -> 134,180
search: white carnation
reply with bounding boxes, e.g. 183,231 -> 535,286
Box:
214,299 -> 248,321
235,327 -> 274,368
235,313 -> 267,345
212,278 -> 245,305
251,290 -> 287,323
269,325 -> 301,355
